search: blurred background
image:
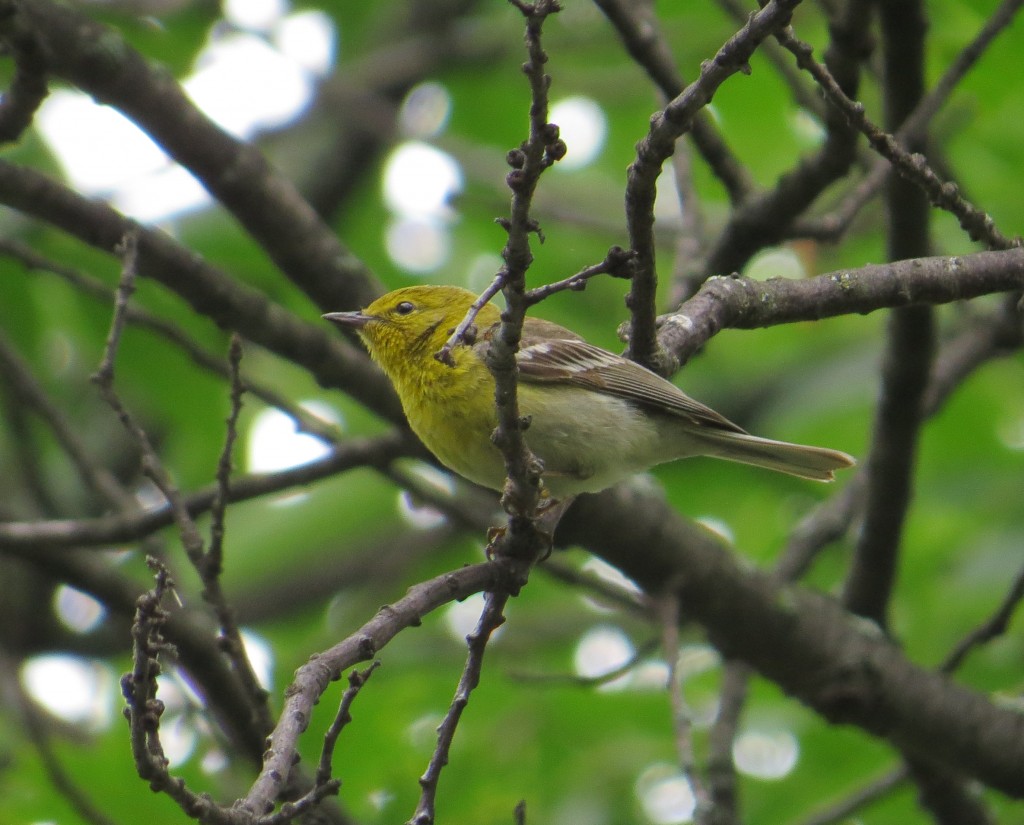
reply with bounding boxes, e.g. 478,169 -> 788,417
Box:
0,0 -> 1022,823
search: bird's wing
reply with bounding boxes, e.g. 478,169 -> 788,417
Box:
508,322 -> 747,435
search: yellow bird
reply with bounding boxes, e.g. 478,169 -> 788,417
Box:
325,285 -> 854,499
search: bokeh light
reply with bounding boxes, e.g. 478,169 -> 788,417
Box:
275,10 -> 336,76
185,32 -> 313,137
399,82 -> 453,139
385,218 -> 452,273
444,592 -> 504,643
241,628 -> 275,690
383,141 -> 463,219
396,462 -> 454,530
549,96 -> 607,170
246,402 -> 340,474
743,247 -> 807,281
381,141 -> 463,273
635,763 -> 696,824
733,729 -> 800,780
53,585 -> 106,634
20,654 -> 115,730
35,7 -> 337,223
573,624 -> 634,690
223,0 -> 287,30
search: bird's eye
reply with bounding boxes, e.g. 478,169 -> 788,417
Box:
394,301 -> 415,315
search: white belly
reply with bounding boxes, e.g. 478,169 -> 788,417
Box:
519,385 -> 697,497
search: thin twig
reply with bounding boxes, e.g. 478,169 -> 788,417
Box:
316,662 -> 380,787
509,638 -> 660,687
409,6 -> 567,820
88,237 -> 213,586
435,275 -> 506,365
593,0 -> 756,203
0,237 -> 347,446
120,559 -> 241,825
624,0 -> 803,370
90,236 -> 207,576
0,432 -> 413,551
790,0 -> 1024,244
793,767 -> 908,825
524,246 -> 635,305
208,335 -> 245,574
658,594 -> 711,822
409,590 -> 510,824
775,26 -> 1018,252
93,231 -> 139,386
488,0 -> 565,545
705,661 -> 750,825
198,335 -> 274,734
94,234 -> 275,816
121,557 -> 224,821
242,561 -> 505,818
0,328 -> 132,510
941,562 -> 1024,674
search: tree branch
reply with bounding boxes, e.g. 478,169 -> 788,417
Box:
593,0 -> 756,203
555,490 -> 1024,797
0,0 -> 48,145
775,25 -> 1017,251
0,237 -> 347,445
409,590 -> 509,825
0,433 -> 411,551
699,0 -> 870,283
0,160 -> 403,423
240,561 -> 506,818
656,247 -> 1024,370
624,0 -> 804,370
0,0 -> 381,312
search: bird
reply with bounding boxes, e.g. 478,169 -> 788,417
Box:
324,285 -> 854,499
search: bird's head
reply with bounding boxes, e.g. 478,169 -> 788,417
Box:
324,285 -> 498,372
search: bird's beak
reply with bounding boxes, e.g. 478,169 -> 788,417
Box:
323,310 -> 372,329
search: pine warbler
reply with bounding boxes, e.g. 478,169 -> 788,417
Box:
324,285 -> 854,498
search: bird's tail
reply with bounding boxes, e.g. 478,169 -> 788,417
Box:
696,431 -> 856,482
